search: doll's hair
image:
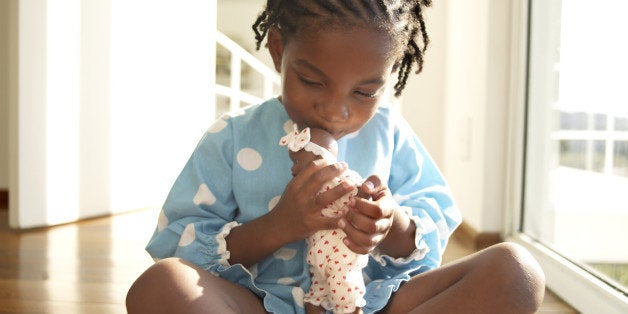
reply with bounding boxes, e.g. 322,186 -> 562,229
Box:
252,0 -> 432,97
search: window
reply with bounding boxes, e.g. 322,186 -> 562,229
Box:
508,0 -> 628,312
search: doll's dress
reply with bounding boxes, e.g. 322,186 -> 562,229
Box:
280,125 -> 368,313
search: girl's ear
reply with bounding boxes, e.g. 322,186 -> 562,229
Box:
267,27 -> 284,73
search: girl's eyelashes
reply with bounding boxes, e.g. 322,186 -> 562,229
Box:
354,90 -> 378,98
297,75 -> 323,87
297,72 -> 379,98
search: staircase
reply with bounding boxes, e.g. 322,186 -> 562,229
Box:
214,31 -> 281,117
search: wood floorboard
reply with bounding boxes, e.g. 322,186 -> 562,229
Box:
0,209 -> 579,313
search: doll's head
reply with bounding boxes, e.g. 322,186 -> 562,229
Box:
279,125 -> 338,176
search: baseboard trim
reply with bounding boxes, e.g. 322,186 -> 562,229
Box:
453,221 -> 501,251
0,189 -> 7,211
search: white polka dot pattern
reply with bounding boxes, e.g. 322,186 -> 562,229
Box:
178,223 -> 196,247
284,120 -> 295,134
193,183 -> 216,206
268,195 -> 281,211
237,148 -> 263,171
274,247 -> 297,261
157,210 -> 168,232
278,277 -> 296,285
292,287 -> 305,308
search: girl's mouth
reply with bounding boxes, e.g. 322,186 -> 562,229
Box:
300,120 -> 347,139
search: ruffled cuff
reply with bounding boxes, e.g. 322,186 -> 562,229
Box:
371,206 -> 430,265
215,221 -> 241,267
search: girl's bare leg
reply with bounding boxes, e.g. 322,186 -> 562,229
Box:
126,258 -> 266,314
305,303 -> 326,314
381,242 -> 546,314
305,303 -> 362,314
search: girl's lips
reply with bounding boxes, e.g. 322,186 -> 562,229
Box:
300,120 -> 348,139
309,124 -> 344,139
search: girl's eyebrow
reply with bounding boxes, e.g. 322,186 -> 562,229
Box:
295,59 -> 327,78
295,59 -> 386,86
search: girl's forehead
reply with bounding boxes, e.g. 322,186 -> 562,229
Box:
292,25 -> 398,60
286,27 -> 400,79
290,13 -> 405,50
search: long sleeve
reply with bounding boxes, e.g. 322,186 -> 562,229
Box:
144,99 -> 313,314
356,108 -> 462,313
385,113 -> 461,271
145,118 -> 241,270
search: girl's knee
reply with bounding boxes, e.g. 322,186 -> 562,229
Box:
126,258 -> 191,313
483,242 -> 546,312
487,243 -> 545,282
127,258 -> 266,314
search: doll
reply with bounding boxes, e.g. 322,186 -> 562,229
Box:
280,124 -> 368,313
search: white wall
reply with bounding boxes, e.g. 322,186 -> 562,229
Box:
399,1 -> 448,168
440,0 -> 512,233
10,0 -> 216,228
0,0 -> 11,190
401,0 -> 516,234
395,0 -> 514,233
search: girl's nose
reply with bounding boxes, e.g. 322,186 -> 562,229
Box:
319,97 -> 349,122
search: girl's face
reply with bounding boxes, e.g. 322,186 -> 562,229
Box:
268,26 -> 397,140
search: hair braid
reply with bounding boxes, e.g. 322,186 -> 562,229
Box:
252,0 -> 278,50
251,0 -> 432,97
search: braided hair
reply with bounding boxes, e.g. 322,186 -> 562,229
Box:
252,0 -> 432,97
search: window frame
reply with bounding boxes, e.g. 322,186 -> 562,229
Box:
503,1 -> 628,313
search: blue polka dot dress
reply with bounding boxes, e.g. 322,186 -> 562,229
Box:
146,98 -> 461,313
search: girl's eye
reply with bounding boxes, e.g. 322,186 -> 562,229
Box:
355,90 -> 377,98
298,76 -> 322,87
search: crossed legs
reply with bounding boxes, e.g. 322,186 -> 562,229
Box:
126,242 -> 545,314
380,242 -> 545,313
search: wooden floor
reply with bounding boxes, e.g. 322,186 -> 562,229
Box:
0,208 -> 578,313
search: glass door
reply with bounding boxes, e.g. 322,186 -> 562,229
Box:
524,0 -> 628,301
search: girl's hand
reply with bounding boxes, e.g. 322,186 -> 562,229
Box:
340,175 -> 416,257
270,159 -> 355,244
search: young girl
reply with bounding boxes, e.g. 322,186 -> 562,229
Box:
281,125 -> 370,313
126,1 -> 545,313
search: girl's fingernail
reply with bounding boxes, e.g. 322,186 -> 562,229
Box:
349,197 -> 356,206
342,181 -> 352,190
339,162 -> 347,169
364,181 -> 374,191
338,219 -> 346,229
343,238 -> 351,246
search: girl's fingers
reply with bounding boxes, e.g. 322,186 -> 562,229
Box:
292,160 -> 348,195
361,175 -> 386,200
362,175 -> 381,192
339,197 -> 395,254
321,216 -> 342,230
338,219 -> 373,255
351,197 -> 385,219
346,208 -> 392,235
315,181 -> 355,207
